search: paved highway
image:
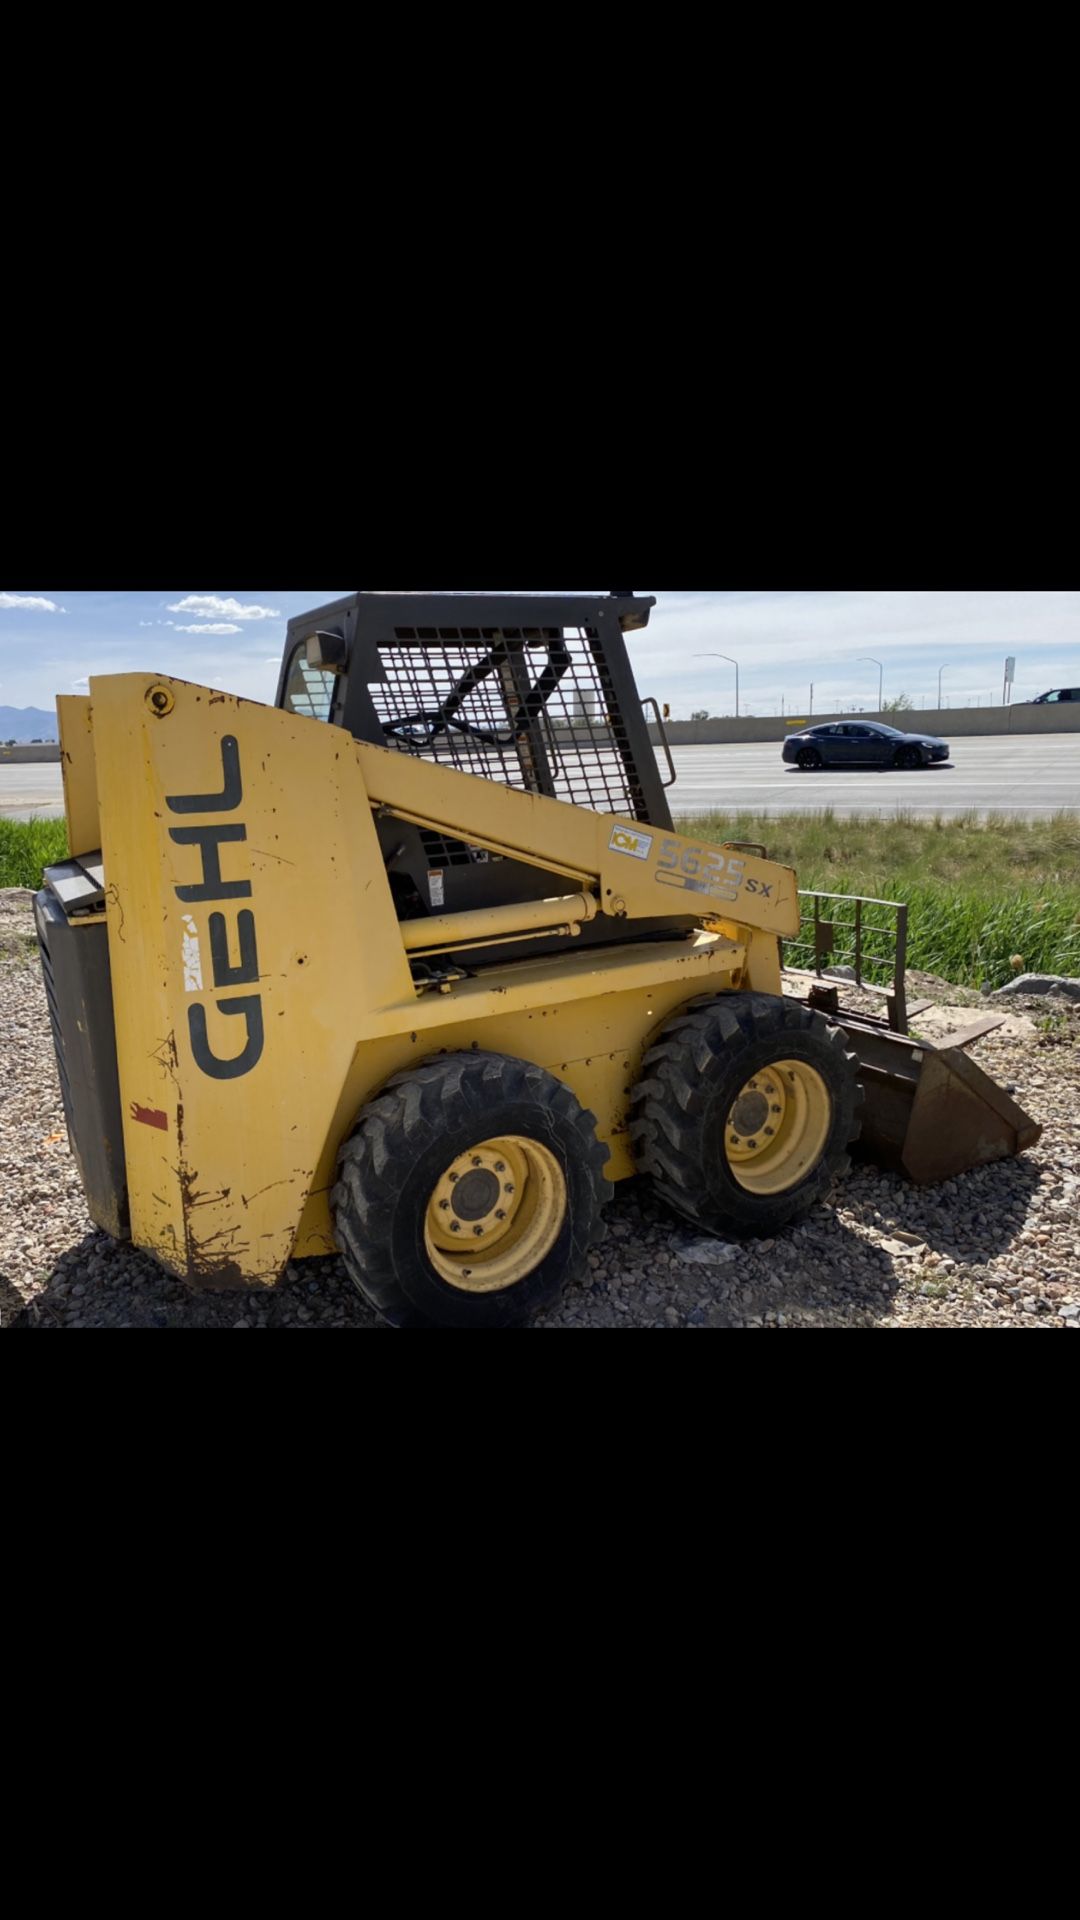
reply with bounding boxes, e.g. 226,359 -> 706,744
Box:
664,735 -> 1080,819
1,735 -> 1077,824
0,764 -> 66,820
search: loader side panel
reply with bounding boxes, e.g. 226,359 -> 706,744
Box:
90,675 -> 414,1290
57,694 -> 101,858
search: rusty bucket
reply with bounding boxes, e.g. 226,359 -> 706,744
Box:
782,890 -> 1042,1185
827,1012 -> 1042,1183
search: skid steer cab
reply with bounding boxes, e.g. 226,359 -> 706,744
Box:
34,591 -> 1036,1328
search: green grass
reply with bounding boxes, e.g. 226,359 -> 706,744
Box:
677,808 -> 1080,991
0,816 -> 69,889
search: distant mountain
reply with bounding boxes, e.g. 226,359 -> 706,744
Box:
0,706 -> 59,742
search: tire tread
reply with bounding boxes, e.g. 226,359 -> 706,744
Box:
630,992 -> 862,1237
333,1050 -> 612,1328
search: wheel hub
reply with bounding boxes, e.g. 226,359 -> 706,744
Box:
451,1168 -> 501,1220
425,1135 -> 567,1292
731,1089 -> 769,1136
725,1060 -> 832,1195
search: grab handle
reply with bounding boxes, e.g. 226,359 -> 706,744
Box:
641,697 -> 677,788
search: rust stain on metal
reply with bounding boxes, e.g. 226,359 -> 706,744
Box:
240,1177 -> 296,1209
105,882 -> 127,942
166,1088 -> 276,1288
150,1030 -> 180,1081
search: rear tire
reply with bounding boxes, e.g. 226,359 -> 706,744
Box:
630,993 -> 862,1237
796,747 -> 823,770
332,1051 -> 611,1327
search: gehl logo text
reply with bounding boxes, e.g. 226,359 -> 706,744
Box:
166,736 -> 263,1080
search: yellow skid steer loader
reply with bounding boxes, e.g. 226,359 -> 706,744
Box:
35,592 -> 1040,1326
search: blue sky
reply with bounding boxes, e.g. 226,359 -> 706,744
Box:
1,589 -> 1077,718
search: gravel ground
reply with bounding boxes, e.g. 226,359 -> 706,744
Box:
2,894 -> 1078,1331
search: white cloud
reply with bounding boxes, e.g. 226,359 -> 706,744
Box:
71,677 -> 90,692
138,620 -> 154,627
172,622 -> 243,635
0,591 -> 64,612
167,595 -> 281,621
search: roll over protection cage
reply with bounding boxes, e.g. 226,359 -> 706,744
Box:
274,591 -> 673,827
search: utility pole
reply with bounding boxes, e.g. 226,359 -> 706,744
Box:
694,653 -> 739,718
937,665 -> 946,708
809,683 -> 814,715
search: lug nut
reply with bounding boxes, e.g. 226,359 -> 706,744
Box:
504,1183 -> 514,1194
495,1209 -> 506,1221
448,1171 -> 459,1183
472,1157 -> 482,1167
473,1226 -> 484,1237
438,1199 -> 449,1211
450,1222 -> 460,1233
494,1162 -> 506,1172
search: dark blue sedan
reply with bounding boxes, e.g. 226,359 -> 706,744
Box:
782,721 -> 951,771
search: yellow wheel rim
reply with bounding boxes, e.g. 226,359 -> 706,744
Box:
424,1135 -> 567,1293
724,1059 -> 832,1195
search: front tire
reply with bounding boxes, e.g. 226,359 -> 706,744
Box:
332,1052 -> 611,1327
893,745 -> 922,769
630,993 -> 862,1238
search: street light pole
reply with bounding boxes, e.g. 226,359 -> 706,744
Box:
859,657 -> 884,712
694,652 -> 739,718
937,665 -> 946,708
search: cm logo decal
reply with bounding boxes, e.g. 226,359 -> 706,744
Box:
609,824 -> 654,861
166,735 -> 264,1081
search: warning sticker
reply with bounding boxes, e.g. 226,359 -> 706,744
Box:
428,870 -> 445,908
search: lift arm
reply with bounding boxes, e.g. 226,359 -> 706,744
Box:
355,740 -> 800,940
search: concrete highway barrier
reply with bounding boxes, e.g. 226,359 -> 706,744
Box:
650,705 -> 1080,746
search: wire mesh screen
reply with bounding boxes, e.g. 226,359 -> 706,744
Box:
369,626 -> 647,818
419,828 -> 489,871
